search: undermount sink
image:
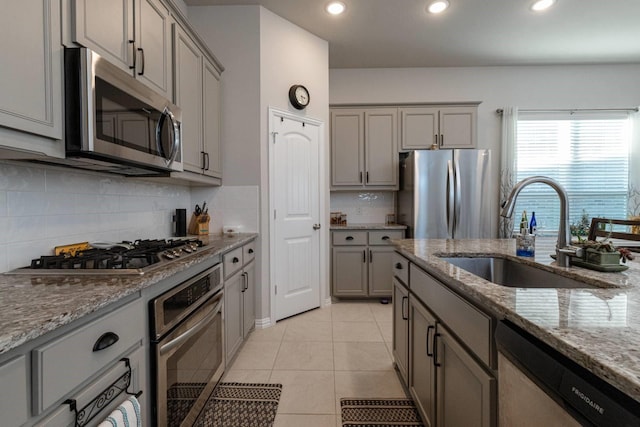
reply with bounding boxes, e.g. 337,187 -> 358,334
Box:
440,256 -> 597,289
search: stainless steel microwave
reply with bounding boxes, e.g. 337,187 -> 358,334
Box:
62,48 -> 182,176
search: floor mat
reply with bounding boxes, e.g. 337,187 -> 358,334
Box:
192,382 -> 282,427
340,398 -> 424,427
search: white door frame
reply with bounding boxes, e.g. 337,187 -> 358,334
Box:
268,107 -> 329,325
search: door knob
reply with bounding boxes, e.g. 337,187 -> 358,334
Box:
313,224 -> 321,230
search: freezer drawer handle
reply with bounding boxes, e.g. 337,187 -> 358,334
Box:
93,332 -> 119,352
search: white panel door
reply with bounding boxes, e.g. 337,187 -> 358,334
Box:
272,115 -> 321,321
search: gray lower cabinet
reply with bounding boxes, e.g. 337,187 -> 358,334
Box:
0,0 -> 64,156
0,355 -> 29,426
331,229 -> 404,298
410,296 -> 437,427
224,241 -> 257,362
392,278 -> 410,387
395,254 -> 496,427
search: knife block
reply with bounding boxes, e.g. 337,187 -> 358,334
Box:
188,212 -> 210,235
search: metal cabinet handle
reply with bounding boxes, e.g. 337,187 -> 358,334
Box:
201,151 -> 206,170
434,134 -> 438,146
382,236 -> 390,240
346,236 -> 354,241
248,248 -> 254,254
313,224 -> 321,230
93,332 -> 119,352
401,296 -> 408,320
369,250 -> 372,263
137,47 -> 145,75
363,250 -> 366,263
426,325 -> 434,357
440,134 -> 444,147
395,263 -> 403,270
433,332 -> 442,367
232,257 -> 239,263
366,171 -> 369,183
359,171 -> 363,183
204,152 -> 210,171
128,40 -> 136,70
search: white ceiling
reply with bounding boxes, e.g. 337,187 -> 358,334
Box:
184,0 -> 640,69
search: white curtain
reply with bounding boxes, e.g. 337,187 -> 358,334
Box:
499,107 -> 518,238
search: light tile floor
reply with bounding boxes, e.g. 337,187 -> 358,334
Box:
222,300 -> 408,427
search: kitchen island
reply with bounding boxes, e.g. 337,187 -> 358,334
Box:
393,238 -> 640,405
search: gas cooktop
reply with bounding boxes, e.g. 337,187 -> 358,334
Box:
5,238 -> 204,276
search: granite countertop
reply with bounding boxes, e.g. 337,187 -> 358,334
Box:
330,223 -> 407,230
0,233 -> 258,355
393,238 -> 640,403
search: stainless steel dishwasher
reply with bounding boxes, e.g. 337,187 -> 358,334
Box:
496,320 -> 640,427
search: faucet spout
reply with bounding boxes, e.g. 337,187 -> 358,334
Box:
500,176 -> 572,267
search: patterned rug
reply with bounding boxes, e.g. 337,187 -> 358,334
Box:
341,398 -> 424,427
187,382 -> 282,427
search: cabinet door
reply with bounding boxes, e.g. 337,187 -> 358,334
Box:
392,279 -> 409,387
331,247 -> 367,297
436,326 -> 496,427
242,261 -> 256,338
0,0 -> 63,143
73,0 -> 134,73
331,109 -> 364,187
410,297 -> 437,427
224,270 -> 244,362
202,59 -> 222,178
0,356 -> 29,427
173,24 -> 203,174
439,106 -> 476,149
135,0 -> 172,98
365,108 -> 398,188
400,107 -> 439,150
368,246 -> 394,296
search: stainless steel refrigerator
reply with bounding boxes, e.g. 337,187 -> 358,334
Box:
397,149 -> 492,239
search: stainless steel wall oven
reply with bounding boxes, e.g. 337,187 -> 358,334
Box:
151,263 -> 224,426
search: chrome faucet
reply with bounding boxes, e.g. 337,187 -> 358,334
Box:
500,176 -> 574,267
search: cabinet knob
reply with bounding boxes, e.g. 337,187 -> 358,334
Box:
233,257 -> 239,263
395,263 -> 403,269
248,248 -> 254,254
313,224 -> 321,230
93,332 -> 119,352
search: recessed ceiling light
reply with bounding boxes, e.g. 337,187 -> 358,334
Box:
326,1 -> 346,15
427,0 -> 450,14
531,0 -> 556,12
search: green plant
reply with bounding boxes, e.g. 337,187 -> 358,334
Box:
570,209 -> 590,240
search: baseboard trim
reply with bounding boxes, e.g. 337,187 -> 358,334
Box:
255,317 -> 272,329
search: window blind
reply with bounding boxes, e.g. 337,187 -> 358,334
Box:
513,113 -> 630,236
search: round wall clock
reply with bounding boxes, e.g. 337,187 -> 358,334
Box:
288,84 -> 310,110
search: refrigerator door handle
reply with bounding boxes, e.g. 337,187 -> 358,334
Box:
454,158 -> 462,238
446,159 -> 455,238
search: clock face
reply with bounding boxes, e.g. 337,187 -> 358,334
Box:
289,85 -> 310,109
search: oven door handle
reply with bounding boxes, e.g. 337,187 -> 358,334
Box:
159,296 -> 223,356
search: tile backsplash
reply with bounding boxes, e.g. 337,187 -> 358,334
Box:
330,191 -> 396,224
0,161 -> 191,273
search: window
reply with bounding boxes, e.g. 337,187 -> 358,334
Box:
512,112 -> 631,236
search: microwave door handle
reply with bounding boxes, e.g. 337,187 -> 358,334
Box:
159,296 -> 223,356
165,108 -> 181,165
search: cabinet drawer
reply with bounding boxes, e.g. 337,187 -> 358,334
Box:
33,299 -> 144,413
224,247 -> 244,278
410,264 -> 492,367
369,230 -> 404,245
34,346 -> 144,427
392,252 -> 409,285
243,241 -> 256,265
332,231 -> 367,245
0,355 -> 29,426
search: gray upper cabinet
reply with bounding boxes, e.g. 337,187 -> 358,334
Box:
331,108 -> 398,190
174,23 -> 222,183
400,105 -> 477,150
0,0 -> 64,156
73,0 -> 172,98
